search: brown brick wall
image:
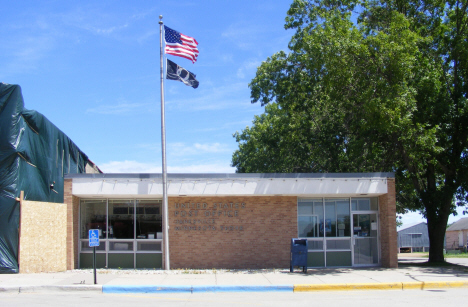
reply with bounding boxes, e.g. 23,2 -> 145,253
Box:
168,196 -> 297,269
379,178 -> 398,268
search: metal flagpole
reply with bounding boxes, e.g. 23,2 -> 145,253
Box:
159,15 -> 170,270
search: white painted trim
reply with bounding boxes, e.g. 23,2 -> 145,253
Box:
71,177 -> 388,198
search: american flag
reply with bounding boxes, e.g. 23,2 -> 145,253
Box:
164,25 -> 199,63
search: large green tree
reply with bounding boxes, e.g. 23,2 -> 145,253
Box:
232,0 -> 468,262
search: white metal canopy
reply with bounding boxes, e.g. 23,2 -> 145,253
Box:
67,173 -> 391,198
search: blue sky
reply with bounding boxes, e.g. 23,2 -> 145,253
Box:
1,0 -> 292,173
1,0 -> 465,227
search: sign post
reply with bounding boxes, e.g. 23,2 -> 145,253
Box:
89,229 -> 100,284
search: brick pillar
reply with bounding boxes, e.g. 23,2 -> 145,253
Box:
379,178 -> 398,268
64,179 -> 80,270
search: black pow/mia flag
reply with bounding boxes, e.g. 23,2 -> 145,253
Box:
166,59 -> 199,89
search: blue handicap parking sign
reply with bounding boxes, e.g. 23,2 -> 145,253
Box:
89,229 -> 100,247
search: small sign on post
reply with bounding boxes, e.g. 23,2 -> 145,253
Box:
89,229 -> 100,247
88,229 -> 99,284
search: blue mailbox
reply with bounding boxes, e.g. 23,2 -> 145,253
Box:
290,238 -> 308,273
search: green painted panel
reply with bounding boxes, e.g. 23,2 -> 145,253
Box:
136,253 -> 162,269
80,253 -> 106,269
307,252 -> 325,267
326,251 -> 352,267
108,253 -> 134,269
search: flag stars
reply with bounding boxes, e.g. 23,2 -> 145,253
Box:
164,25 -> 199,63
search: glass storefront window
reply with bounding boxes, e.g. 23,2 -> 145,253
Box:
80,200 -> 107,239
336,200 -> 351,237
298,197 -> 379,268
298,216 -> 319,237
79,199 -> 163,241
324,201 -> 336,237
351,198 -> 379,211
298,199 -> 324,238
109,241 -> 134,251
370,197 -> 378,211
353,214 -> 378,237
353,213 -> 379,265
307,240 -> 324,250
324,199 -> 350,238
79,198 -> 163,269
108,200 -> 134,239
326,239 -> 351,250
136,200 -> 162,239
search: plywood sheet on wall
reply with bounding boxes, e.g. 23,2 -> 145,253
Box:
19,200 -> 67,273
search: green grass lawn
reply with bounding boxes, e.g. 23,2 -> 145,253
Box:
403,252 -> 468,258
445,253 -> 468,258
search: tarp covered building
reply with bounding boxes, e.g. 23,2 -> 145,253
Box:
0,83 -> 99,273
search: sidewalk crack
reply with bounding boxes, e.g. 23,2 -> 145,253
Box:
261,273 -> 273,285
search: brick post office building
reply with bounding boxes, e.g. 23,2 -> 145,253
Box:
63,172 -> 398,270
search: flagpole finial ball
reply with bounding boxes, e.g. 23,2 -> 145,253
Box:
159,15 -> 163,20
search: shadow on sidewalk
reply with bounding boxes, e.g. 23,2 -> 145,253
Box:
284,261 -> 468,277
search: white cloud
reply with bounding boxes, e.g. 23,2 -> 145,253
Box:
0,5 -> 151,77
221,54 -> 234,63
237,59 -> 260,79
195,120 -> 251,132
398,211 -> 426,229
166,82 -> 251,111
92,23 -> 129,35
222,22 -> 265,51
168,142 -> 231,156
0,34 -> 55,76
137,143 -> 160,151
99,160 -> 159,173
86,101 -> 151,115
137,29 -> 158,44
58,6 -> 130,37
98,160 -> 235,173
221,20 -> 291,55
168,163 -> 235,173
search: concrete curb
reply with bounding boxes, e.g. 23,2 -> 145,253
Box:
294,282 -> 402,292
401,281 -> 468,290
102,285 -> 294,293
2,281 -> 468,294
294,281 -> 468,292
0,286 -> 20,293
0,285 -> 102,293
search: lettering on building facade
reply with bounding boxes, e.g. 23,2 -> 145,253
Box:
173,202 -> 246,232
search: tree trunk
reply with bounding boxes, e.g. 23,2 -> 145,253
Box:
427,212 -> 449,263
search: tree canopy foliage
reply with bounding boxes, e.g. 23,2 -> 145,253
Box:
232,0 -> 468,262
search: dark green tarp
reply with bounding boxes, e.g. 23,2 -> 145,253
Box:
0,83 -> 90,273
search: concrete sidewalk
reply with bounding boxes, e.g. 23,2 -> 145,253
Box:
1,258 -> 467,293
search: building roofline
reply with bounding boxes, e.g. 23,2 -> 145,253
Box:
446,217 -> 468,231
65,172 -> 394,180
397,222 -> 427,232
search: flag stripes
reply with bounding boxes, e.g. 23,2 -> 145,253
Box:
164,25 -> 199,63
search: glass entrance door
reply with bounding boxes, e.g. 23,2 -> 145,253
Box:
352,213 -> 379,265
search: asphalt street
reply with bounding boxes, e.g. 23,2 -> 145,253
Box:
1,287 -> 467,307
